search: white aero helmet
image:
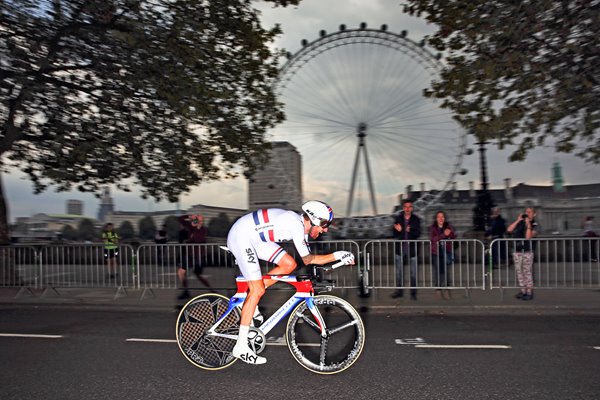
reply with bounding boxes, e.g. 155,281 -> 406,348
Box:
302,200 -> 334,228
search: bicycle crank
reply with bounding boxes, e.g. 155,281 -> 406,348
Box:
247,327 -> 266,354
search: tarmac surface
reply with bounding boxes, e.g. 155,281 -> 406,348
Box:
1,284 -> 600,316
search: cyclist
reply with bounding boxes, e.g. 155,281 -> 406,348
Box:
227,200 -> 355,364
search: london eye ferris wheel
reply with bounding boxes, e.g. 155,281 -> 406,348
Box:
269,23 -> 468,233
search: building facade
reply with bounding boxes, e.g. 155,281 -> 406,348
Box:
12,213 -> 96,242
405,179 -> 600,237
66,199 -> 83,216
104,204 -> 247,235
248,141 -> 302,211
97,187 -> 114,222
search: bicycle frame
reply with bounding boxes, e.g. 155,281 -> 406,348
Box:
206,274 -> 327,339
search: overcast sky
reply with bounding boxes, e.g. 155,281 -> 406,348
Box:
4,0 -> 598,222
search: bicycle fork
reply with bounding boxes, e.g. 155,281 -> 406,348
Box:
304,297 -> 328,338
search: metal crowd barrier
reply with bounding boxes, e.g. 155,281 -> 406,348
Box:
0,240 -> 363,295
363,239 -> 486,292
136,243 -> 237,290
1,238 -> 598,298
488,238 -> 600,289
0,245 -> 38,287
136,241 -> 362,291
37,244 -> 137,289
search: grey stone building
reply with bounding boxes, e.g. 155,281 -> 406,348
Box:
248,141 -> 302,211
405,179 -> 600,237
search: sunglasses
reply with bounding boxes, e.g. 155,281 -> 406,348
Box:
315,218 -> 332,228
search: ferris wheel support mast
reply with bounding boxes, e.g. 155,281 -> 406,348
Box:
346,122 -> 378,216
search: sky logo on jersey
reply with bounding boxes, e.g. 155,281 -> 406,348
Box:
252,209 -> 275,242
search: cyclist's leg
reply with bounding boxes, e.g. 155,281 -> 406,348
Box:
263,252 -> 297,288
233,279 -> 267,364
227,233 -> 267,364
240,280 -> 265,326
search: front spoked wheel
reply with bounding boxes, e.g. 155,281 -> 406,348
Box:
286,295 -> 365,374
176,293 -> 240,370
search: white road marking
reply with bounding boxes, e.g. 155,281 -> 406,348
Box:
125,336 -> 321,347
267,336 -> 287,345
0,333 -> 63,339
395,338 -> 510,349
267,336 -> 319,347
593,346 -> 600,350
395,338 -> 426,345
126,338 -> 177,343
415,344 -> 511,349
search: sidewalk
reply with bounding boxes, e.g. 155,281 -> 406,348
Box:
1,285 -> 600,316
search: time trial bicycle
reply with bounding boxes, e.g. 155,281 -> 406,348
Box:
175,260 -> 365,374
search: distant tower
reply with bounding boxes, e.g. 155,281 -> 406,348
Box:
97,187 -> 115,222
552,161 -> 565,193
66,199 -> 83,216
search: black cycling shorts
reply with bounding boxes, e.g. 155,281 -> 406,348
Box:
178,254 -> 203,274
104,248 -> 119,259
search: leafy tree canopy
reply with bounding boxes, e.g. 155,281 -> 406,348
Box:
0,0 -> 301,242
163,215 -> 180,240
118,220 -> 134,240
207,211 -> 231,237
138,215 -> 156,240
60,224 -> 78,240
403,0 -> 599,162
77,218 -> 96,241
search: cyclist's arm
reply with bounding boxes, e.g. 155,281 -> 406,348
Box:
301,253 -> 336,265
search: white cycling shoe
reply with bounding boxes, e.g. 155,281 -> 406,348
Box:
232,342 -> 266,365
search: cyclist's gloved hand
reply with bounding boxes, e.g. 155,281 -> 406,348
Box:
333,251 -> 355,265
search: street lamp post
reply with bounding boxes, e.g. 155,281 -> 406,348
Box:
472,140 -> 495,232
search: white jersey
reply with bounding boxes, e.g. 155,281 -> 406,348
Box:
227,208 -> 309,280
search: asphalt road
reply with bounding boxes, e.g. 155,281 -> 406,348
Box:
0,306 -> 599,400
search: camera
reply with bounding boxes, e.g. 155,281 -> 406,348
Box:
521,214 -> 528,219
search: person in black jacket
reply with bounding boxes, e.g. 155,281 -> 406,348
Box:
177,214 -> 211,300
485,207 -> 507,269
154,224 -> 168,265
391,200 -> 422,300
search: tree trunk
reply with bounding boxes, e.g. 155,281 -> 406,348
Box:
0,171 -> 20,285
0,171 -> 10,244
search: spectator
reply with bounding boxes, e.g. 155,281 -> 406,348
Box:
154,224 -> 168,264
155,225 -> 168,244
177,214 -> 211,299
101,223 -> 119,279
582,216 -> 598,262
391,200 -> 421,300
429,211 -> 456,300
506,207 -> 540,301
485,207 -> 507,269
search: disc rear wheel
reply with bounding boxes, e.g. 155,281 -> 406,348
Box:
176,293 -> 240,370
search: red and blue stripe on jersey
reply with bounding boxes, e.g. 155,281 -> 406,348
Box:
252,209 -> 275,242
268,247 -> 286,264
